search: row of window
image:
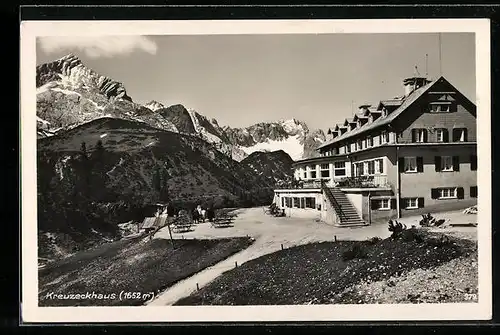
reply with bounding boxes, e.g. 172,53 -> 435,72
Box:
400,155 -> 477,173
411,127 -> 468,143
354,158 -> 384,176
321,125 -> 470,158
281,196 -> 318,210
372,186 -> 477,211
321,131 -> 392,156
302,162 -> 347,179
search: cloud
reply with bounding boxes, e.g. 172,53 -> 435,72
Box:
38,36 -> 158,58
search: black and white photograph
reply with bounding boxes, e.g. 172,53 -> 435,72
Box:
20,19 -> 491,322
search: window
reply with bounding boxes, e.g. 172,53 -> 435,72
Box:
380,131 -> 389,144
436,128 -> 448,142
371,198 -> 391,210
355,162 -> 364,176
293,197 -> 300,207
308,165 -> 317,179
453,128 -> 468,142
412,128 -> 427,143
305,197 -> 316,208
320,164 -> 330,178
356,139 -> 363,151
334,161 -> 346,176
375,159 -> 384,174
285,197 -> 292,207
404,157 -> 417,173
366,161 -> 375,175
281,197 -> 285,207
438,188 -> 457,199
303,171 -> 307,179
379,199 -> 390,210
435,156 -> 459,172
405,198 -> 418,209
441,156 -> 453,172
430,103 -> 451,113
367,136 -> 373,147
470,186 -> 478,198
346,144 -> 351,153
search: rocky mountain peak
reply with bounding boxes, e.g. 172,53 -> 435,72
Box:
36,53 -> 132,102
144,100 -> 165,111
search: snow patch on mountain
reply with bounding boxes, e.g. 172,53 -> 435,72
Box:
144,100 -> 165,111
239,134 -> 303,161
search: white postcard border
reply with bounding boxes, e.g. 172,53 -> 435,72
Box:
20,19 -> 492,323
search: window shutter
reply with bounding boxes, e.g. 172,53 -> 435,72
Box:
398,158 -> 405,173
391,199 -> 397,210
470,186 -> 477,198
418,197 -> 425,208
411,129 -> 416,143
379,159 -> 384,174
434,156 -> 441,172
431,188 -> 439,199
457,187 -> 464,199
371,200 -> 380,210
463,129 -> 468,142
471,155 -> 477,171
452,128 -> 459,142
452,156 -> 460,171
416,157 -> 424,172
423,129 -> 428,143
443,129 -> 449,142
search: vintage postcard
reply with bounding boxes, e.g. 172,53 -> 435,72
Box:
20,19 -> 491,323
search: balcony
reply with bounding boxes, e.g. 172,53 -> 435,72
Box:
336,175 -> 392,189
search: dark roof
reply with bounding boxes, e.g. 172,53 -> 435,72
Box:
317,77 -> 441,150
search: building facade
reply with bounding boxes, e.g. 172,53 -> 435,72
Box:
273,76 -> 477,226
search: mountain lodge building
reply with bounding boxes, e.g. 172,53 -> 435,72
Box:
272,76 -> 477,226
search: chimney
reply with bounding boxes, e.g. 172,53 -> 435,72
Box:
403,77 -> 431,96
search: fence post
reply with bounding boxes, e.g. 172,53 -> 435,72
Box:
235,261 -> 238,268
281,244 -> 284,250
334,235 -> 337,242
196,283 -> 199,291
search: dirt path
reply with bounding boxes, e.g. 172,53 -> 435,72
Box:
147,207 -> 477,306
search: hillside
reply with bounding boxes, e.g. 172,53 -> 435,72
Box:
240,150 -> 295,186
37,117 -> 275,262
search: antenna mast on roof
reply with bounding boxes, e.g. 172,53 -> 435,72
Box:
438,33 -> 442,76
425,53 -> 429,78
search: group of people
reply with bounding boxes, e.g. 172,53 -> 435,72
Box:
154,203 -> 215,224
192,204 -> 216,223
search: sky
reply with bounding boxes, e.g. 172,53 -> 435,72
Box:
36,33 -> 476,132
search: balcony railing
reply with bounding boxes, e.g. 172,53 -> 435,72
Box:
337,175 -> 391,189
275,175 -> 392,190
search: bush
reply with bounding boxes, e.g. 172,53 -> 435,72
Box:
388,219 -> 407,238
367,236 -> 382,245
400,228 -> 426,243
342,243 -> 369,262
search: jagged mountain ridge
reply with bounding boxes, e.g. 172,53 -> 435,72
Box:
36,54 -> 326,161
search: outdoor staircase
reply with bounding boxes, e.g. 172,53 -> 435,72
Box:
321,181 -> 367,227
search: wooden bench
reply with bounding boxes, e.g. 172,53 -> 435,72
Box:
211,215 -> 235,228
172,223 -> 193,233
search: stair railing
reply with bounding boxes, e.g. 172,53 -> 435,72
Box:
320,179 -> 347,222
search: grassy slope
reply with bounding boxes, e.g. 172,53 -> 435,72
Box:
174,231 -> 476,305
39,236 -> 254,306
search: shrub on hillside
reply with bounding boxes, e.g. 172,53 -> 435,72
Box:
342,243 -> 369,262
367,236 -> 382,245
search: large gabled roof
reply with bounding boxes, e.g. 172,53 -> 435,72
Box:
318,77 -> 444,150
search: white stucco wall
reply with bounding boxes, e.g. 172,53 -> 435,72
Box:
345,193 -> 363,217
